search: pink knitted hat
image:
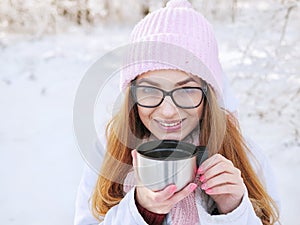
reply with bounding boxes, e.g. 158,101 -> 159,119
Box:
120,0 -> 237,111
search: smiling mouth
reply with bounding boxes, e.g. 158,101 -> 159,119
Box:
156,119 -> 184,128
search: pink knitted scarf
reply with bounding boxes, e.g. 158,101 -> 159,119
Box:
123,132 -> 203,224
123,170 -> 200,225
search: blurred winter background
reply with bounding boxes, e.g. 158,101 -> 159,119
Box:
0,0 -> 299,224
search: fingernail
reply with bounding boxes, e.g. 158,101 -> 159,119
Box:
197,166 -> 203,174
189,183 -> 197,191
170,185 -> 177,194
200,175 -> 205,182
205,188 -> 212,194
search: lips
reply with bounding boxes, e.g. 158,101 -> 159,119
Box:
155,119 -> 185,131
159,120 -> 182,127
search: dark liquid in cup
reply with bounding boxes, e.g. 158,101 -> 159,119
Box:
137,140 -> 200,161
142,148 -> 193,160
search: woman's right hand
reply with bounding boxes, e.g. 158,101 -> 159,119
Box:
131,150 -> 198,214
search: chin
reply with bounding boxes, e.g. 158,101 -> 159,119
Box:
156,133 -> 184,140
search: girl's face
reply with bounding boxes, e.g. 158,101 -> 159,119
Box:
135,69 -> 205,140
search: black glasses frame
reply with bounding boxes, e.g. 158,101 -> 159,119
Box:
131,85 -> 207,109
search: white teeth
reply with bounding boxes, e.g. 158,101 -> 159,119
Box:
159,121 -> 181,127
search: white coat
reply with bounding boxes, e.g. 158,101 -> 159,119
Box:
74,136 -> 280,225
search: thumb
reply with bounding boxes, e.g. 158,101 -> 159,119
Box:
131,149 -> 137,167
131,149 -> 143,186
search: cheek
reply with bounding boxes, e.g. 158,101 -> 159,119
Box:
137,106 -> 153,126
185,105 -> 204,128
196,105 -> 204,118
187,105 -> 204,119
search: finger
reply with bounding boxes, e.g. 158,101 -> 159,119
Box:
204,184 -> 245,196
150,184 -> 178,202
131,149 -> 144,186
169,183 -> 198,204
198,154 -> 227,174
131,149 -> 137,167
199,160 -> 237,182
200,173 -> 241,191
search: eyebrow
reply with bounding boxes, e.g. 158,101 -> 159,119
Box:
137,78 -> 160,86
175,77 -> 198,86
137,77 -> 198,86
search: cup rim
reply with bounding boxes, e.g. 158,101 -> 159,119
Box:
136,140 -> 199,161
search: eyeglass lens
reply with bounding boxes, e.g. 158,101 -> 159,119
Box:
135,86 -> 204,108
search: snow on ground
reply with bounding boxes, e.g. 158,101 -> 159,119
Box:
0,10 -> 299,225
0,25 -> 131,225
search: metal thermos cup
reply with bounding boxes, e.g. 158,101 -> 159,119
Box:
136,140 -> 207,192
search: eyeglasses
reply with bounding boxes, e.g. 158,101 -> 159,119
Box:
131,85 -> 207,109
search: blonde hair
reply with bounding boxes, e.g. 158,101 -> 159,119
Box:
92,85 -> 280,225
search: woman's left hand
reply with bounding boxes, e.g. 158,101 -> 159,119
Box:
197,154 -> 246,214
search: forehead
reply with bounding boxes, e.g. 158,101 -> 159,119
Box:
136,69 -> 202,84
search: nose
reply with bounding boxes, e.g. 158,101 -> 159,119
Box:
158,96 -> 179,118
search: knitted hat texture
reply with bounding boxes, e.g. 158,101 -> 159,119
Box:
120,0 -> 229,107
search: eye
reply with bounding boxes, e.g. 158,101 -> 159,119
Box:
135,86 -> 163,98
142,87 -> 155,93
139,86 -> 160,94
177,88 -> 198,94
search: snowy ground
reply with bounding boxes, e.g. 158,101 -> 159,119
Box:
0,9 -> 299,225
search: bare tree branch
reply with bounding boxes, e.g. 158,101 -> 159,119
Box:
279,3 -> 297,44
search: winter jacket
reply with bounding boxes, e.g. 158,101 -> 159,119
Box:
74,137 -> 280,225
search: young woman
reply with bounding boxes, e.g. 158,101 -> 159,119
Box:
74,0 -> 280,224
